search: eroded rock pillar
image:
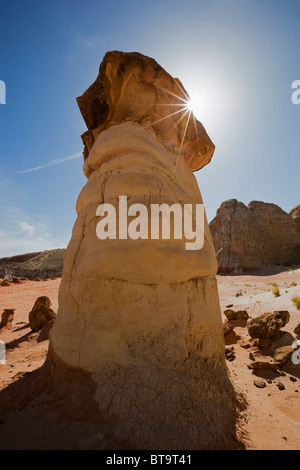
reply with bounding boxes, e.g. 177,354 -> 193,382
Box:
48,51 -> 243,449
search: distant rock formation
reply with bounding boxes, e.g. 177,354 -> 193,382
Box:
0,249 -> 65,280
290,204 -> 300,233
209,199 -> 300,272
48,51 -> 243,449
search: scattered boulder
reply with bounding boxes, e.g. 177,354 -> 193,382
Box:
210,199 -> 300,272
0,309 -> 15,329
1,281 -> 10,287
224,309 -> 249,321
29,296 -> 56,332
276,382 -> 285,391
38,319 -> 55,342
294,322 -> 300,335
223,321 -> 234,335
12,277 -> 23,284
274,345 -> 295,367
254,379 -> 267,389
247,311 -> 290,339
225,347 -> 236,361
248,361 -> 278,371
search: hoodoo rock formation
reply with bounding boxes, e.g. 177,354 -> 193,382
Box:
209,199 -> 300,272
47,51 -> 242,449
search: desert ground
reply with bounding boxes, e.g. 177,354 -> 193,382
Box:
0,269 -> 299,450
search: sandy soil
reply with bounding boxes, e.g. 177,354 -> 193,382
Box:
0,272 -> 299,450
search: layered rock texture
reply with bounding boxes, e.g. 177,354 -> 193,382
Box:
48,51 -> 242,449
209,199 -> 300,272
290,204 -> 300,233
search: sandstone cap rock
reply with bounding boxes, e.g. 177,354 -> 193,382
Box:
77,50 -> 215,172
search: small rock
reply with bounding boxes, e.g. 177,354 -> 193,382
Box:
0,309 -> 15,330
274,345 -> 294,367
276,382 -> 285,390
254,379 -> 267,389
248,361 -> 278,371
223,322 -> 234,336
225,348 -> 236,361
294,322 -> 300,335
239,340 -> 251,349
224,309 -> 249,321
289,376 -> 297,382
226,304 -> 233,308
249,352 -> 255,361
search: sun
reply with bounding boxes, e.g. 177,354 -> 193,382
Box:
185,98 -> 196,113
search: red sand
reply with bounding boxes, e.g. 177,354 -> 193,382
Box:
0,273 -> 299,450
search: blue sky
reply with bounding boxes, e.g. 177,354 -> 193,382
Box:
0,0 -> 299,256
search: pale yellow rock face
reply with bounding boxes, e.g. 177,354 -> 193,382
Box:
49,51 -> 241,449
72,122 -> 217,285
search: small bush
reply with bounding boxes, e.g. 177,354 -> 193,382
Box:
272,283 -> 280,297
292,295 -> 300,310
